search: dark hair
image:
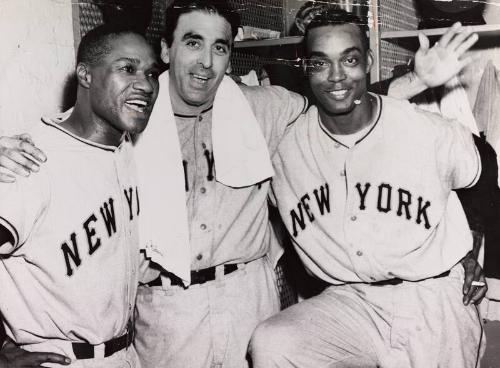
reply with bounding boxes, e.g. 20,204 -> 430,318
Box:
77,23 -> 146,65
163,0 -> 241,47
304,6 -> 369,52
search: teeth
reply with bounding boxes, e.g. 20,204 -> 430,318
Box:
329,90 -> 348,98
193,74 -> 208,82
125,100 -> 148,113
126,99 -> 147,106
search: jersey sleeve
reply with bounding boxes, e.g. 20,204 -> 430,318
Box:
241,85 -> 308,156
434,116 -> 481,190
0,168 -> 49,254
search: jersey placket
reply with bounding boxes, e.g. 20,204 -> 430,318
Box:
343,145 -> 379,283
188,112 -> 216,270
114,140 -> 137,321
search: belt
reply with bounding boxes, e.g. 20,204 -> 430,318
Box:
72,324 -> 134,359
370,270 -> 450,286
146,263 -> 243,288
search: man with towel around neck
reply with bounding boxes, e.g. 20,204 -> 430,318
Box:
0,0 -> 486,367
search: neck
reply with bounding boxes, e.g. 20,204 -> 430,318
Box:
319,94 -> 377,135
61,99 -> 123,147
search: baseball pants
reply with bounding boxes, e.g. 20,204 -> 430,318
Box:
250,264 -> 484,368
134,255 -> 281,368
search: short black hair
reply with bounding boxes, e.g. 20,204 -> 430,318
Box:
77,23 -> 146,65
163,0 -> 241,47
304,6 -> 369,53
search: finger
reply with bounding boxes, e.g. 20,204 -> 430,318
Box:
417,33 -> 430,53
0,155 -> 30,177
446,26 -> 472,51
18,141 -> 46,163
454,32 -> 479,56
437,21 -> 463,48
470,285 -> 488,305
14,133 -> 34,145
464,266 -> 485,305
0,149 -> 40,174
0,172 -> 16,183
12,150 -> 41,173
30,352 -> 71,365
462,263 -> 474,295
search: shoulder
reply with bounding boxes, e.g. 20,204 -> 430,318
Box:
239,84 -> 306,107
379,94 -> 468,135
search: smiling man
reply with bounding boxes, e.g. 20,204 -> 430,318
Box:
250,7 -> 485,368
0,23 -> 159,367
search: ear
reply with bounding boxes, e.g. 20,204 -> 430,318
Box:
366,50 -> 374,74
76,63 -> 91,89
225,61 -> 232,75
160,38 -> 170,64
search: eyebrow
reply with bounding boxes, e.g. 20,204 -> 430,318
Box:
115,57 -> 140,64
309,47 -> 362,58
181,32 -> 231,47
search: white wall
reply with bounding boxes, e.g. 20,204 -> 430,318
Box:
0,0 -> 75,134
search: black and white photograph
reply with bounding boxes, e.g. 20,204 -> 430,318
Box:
0,0 -> 500,367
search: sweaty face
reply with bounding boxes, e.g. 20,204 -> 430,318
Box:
89,33 -> 160,136
306,24 -> 372,116
162,11 -> 232,113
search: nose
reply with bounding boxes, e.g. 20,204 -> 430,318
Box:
198,48 -> 213,69
133,74 -> 155,95
327,62 -> 346,82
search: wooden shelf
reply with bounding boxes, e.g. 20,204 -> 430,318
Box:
234,36 -> 303,49
381,24 -> 500,40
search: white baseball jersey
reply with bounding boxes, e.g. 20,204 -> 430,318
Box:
271,94 -> 481,285
0,116 -> 140,356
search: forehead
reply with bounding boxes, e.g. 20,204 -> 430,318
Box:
173,10 -> 232,44
104,33 -> 156,63
306,24 -> 364,55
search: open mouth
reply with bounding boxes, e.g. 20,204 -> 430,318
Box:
191,73 -> 210,84
327,89 -> 349,99
125,99 -> 150,113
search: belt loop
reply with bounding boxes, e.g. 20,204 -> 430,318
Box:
215,264 -> 225,281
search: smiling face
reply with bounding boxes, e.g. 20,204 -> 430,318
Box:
306,23 -> 372,117
161,10 -> 232,114
87,32 -> 160,137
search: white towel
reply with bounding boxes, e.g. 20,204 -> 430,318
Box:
134,72 -> 273,284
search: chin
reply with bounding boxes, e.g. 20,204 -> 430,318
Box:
322,103 -> 356,116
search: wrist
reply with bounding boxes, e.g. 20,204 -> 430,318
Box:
387,71 -> 428,100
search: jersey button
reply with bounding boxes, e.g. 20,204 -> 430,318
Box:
196,253 -> 203,261
198,115 -> 203,122
334,143 -> 341,148
202,143 -> 207,149
340,170 -> 345,177
200,187 -> 206,194
350,215 -> 357,221
356,250 -> 363,256
200,224 -> 207,230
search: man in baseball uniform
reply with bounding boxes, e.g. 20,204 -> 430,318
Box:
0,1 -> 485,367
0,23 -> 159,367
250,7 -> 484,367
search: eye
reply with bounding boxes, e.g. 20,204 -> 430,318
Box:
304,59 -> 330,72
147,70 -> 160,80
343,56 -> 360,66
120,65 -> 136,74
186,40 -> 201,49
214,44 -> 229,55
